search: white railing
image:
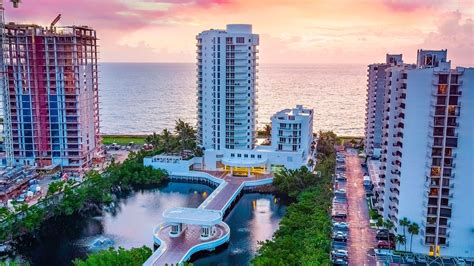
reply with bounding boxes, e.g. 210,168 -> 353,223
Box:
143,223 -> 169,266
242,177 -> 273,187
178,222 -> 231,264
199,182 -> 228,209
220,183 -> 245,214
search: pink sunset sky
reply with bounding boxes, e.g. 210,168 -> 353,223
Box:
4,0 -> 474,65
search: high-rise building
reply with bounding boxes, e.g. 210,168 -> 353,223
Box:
377,49 -> 474,257
364,54 -> 403,157
196,24 -> 259,151
1,24 -> 101,172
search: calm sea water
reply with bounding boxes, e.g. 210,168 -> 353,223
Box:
99,63 -> 366,136
14,183 -> 287,265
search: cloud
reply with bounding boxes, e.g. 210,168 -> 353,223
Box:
420,11 -> 474,66
382,0 -> 442,12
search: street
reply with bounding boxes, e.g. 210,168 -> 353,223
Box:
345,150 -> 377,265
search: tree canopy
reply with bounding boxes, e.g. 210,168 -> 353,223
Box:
253,131 -> 336,265
73,246 -> 152,266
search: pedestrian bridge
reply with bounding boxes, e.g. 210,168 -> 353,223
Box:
143,171 -> 273,265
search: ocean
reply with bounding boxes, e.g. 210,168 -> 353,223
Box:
99,63 -> 367,136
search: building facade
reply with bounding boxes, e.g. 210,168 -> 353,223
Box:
364,54 -> 403,157
146,24 -> 313,176
196,24 -> 259,151
1,24 -> 101,172
378,49 -> 474,257
271,105 -> 313,155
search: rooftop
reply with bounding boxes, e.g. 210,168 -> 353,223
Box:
162,207 -> 222,226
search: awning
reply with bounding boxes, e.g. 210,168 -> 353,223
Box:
221,157 -> 267,167
162,207 -> 222,226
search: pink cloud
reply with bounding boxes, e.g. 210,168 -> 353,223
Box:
420,11 -> 474,66
4,0 -> 150,30
381,0 -> 441,12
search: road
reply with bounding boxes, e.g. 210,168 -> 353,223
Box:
345,150 -> 377,265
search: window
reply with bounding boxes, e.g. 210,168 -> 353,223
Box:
257,155 -> 262,159
237,154 -> 241,158
251,155 -> 255,158
231,153 -> 235,158
244,154 -> 248,158
236,37 -> 245,43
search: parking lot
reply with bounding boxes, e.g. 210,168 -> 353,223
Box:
331,149 -> 377,265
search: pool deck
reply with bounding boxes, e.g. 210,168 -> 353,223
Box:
144,170 -> 273,266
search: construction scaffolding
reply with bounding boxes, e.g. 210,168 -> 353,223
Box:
1,22 -> 101,173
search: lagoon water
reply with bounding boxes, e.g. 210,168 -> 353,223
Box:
100,63 -> 366,136
15,183 -> 287,265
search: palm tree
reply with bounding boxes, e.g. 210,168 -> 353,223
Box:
383,219 -> 395,243
263,124 -> 271,137
399,217 -> 411,251
408,222 -> 420,252
376,217 -> 384,229
395,234 -> 406,251
174,119 -> 196,152
160,129 -> 174,153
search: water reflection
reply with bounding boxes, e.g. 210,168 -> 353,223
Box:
14,183 -> 212,266
193,193 -> 287,266
12,185 -> 287,266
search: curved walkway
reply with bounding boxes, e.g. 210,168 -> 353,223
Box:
144,170 -> 273,265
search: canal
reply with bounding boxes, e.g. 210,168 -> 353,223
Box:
13,182 -> 287,265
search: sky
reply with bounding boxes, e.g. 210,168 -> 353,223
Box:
4,0 -> 474,65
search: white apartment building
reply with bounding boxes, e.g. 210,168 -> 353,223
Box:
364,54 -> 403,158
271,105 -> 313,156
204,105 -> 314,175
146,26 -> 314,176
378,49 -> 474,257
196,24 -> 259,151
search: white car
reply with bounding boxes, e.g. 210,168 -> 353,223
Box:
333,222 -> 349,229
331,249 -> 348,259
335,189 -> 346,194
454,258 -> 467,265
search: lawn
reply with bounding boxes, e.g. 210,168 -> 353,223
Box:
101,135 -> 146,145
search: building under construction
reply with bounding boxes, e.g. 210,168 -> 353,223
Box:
1,23 -> 102,172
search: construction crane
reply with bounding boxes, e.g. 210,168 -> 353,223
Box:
50,14 -> 61,31
1,0 -> 21,165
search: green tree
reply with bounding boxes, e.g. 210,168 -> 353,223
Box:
273,167 -> 316,198
376,217 -> 384,229
73,246 -> 152,266
263,124 -> 271,138
174,119 -> 196,152
383,219 -> 395,243
399,217 -> 410,251
160,128 -> 175,153
145,132 -> 160,147
253,133 -> 336,265
408,222 -> 420,252
395,234 -> 406,251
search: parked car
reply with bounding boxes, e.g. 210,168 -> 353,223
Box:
332,258 -> 348,265
335,189 -> 346,194
332,231 -> 348,242
404,254 -> 415,264
454,258 -> 467,265
376,232 -> 395,241
331,249 -> 348,259
377,240 -> 394,249
333,222 -> 349,229
415,255 -> 427,264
